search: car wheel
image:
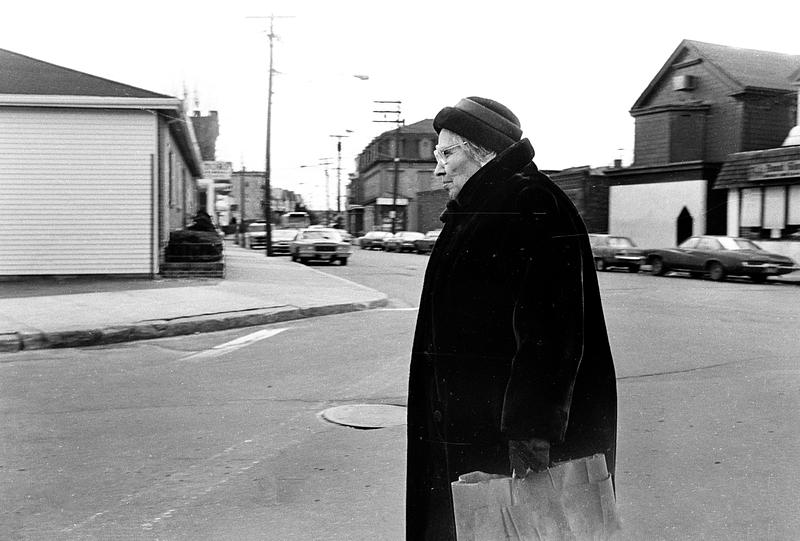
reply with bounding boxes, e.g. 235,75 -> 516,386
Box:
339,258 -> 348,266
300,258 -> 309,265
594,258 -> 605,271
650,257 -> 666,276
628,265 -> 640,273
707,261 -> 726,281
291,253 -> 297,262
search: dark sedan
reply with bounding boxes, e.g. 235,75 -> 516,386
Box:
589,234 -> 644,273
645,235 -> 797,282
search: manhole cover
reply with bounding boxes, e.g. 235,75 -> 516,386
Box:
320,404 -> 407,429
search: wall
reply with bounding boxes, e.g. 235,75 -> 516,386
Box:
609,180 -> 707,248
0,108 -> 157,275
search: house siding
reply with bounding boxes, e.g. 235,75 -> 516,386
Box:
0,107 -> 156,275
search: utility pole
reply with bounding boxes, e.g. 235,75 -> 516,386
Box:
239,165 -> 246,245
299,159 -> 333,225
373,101 -> 403,233
329,132 -> 352,224
247,13 -> 294,256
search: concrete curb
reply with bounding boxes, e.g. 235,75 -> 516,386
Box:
0,296 -> 389,354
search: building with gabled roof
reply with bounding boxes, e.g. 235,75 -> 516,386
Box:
0,48 -> 203,277
603,40 -> 800,250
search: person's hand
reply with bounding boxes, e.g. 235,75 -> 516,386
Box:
509,437 -> 550,478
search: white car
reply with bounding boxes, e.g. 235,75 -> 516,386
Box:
289,228 -> 352,265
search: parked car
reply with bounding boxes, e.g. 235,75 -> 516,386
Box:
337,230 -> 354,244
645,235 -> 798,282
588,234 -> 644,273
243,221 -> 268,249
359,231 -> 392,250
289,228 -> 352,265
270,228 -> 298,255
414,229 -> 442,254
383,231 -> 425,252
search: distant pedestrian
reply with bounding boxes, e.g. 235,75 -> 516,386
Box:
406,97 -> 618,539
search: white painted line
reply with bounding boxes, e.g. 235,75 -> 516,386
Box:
376,307 -> 419,312
178,328 -> 290,362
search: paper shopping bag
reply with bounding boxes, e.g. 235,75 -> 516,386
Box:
451,454 -> 620,541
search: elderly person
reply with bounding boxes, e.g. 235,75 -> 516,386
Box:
406,97 -> 617,539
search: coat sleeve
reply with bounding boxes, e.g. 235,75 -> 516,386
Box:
500,184 -> 585,443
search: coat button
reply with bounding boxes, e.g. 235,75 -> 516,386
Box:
433,410 -> 442,423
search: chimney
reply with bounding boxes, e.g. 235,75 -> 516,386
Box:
782,87 -> 800,146
613,159 -> 622,168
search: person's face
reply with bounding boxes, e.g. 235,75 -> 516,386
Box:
434,130 -> 481,200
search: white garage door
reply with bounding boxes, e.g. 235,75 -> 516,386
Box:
0,108 -> 156,275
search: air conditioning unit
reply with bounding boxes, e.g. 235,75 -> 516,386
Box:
672,75 -> 696,91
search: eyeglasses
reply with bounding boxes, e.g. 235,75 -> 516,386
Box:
433,141 -> 467,164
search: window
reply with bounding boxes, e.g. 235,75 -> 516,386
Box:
679,237 -> 699,249
738,184 -> 799,239
695,237 -> 722,251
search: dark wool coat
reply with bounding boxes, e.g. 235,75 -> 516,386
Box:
405,139 -> 617,540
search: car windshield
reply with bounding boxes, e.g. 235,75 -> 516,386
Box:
272,229 -> 297,240
249,223 -> 266,232
719,237 -> 761,250
365,232 -> 386,238
399,232 -> 423,239
302,231 -> 342,241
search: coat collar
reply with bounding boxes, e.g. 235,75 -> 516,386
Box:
440,138 -> 536,222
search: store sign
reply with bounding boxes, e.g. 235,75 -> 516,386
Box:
202,161 -> 233,180
748,160 -> 800,181
376,197 -> 408,206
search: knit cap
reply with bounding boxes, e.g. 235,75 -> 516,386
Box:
433,97 -> 522,153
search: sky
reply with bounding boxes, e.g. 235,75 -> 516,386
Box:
4,0 -> 800,209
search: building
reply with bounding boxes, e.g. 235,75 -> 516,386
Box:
549,165 -> 612,233
603,40 -> 800,249
713,72 -> 800,261
190,110 -> 219,161
227,170 -> 304,225
0,48 -> 203,277
348,119 -> 438,234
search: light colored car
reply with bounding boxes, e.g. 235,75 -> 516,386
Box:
645,235 -> 798,282
414,229 -> 442,254
243,221 -> 268,249
270,228 -> 298,255
384,231 -> 426,252
359,231 -> 393,250
588,234 -> 644,273
289,228 -> 352,265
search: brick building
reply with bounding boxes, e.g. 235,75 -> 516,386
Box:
348,119 -> 438,235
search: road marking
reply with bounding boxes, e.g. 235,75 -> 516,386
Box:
178,328 -> 290,362
376,307 -> 419,312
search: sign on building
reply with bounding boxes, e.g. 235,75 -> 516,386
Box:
202,161 -> 233,180
748,160 -> 800,181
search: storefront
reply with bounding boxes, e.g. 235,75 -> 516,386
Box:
715,146 -> 800,261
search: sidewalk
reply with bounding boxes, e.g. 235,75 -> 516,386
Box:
0,239 -> 388,354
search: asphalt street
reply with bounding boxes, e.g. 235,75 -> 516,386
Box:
1,247 -> 798,540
